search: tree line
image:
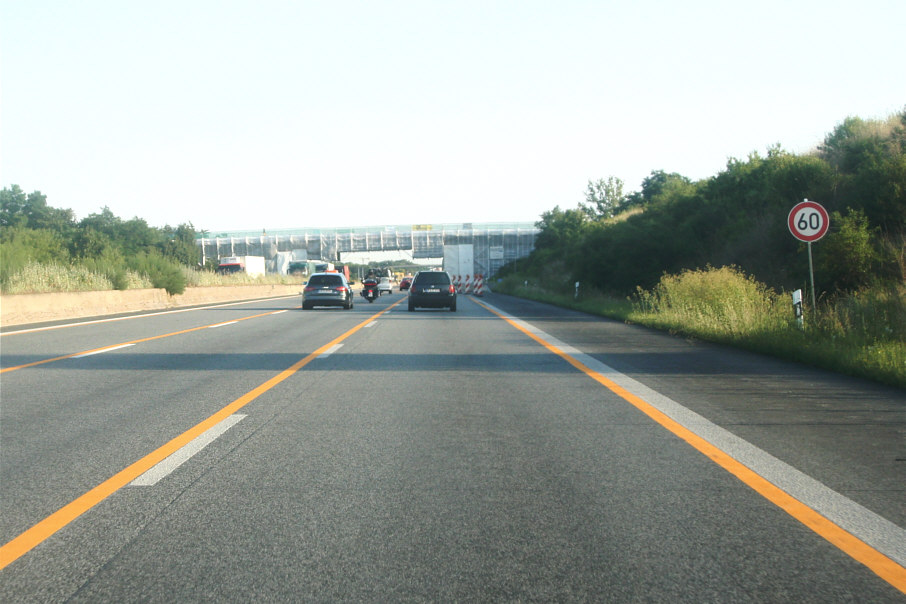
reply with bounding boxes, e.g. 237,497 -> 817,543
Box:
0,187 -> 198,294
503,110 -> 906,299
3,110 -> 904,300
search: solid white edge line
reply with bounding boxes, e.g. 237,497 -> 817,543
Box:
71,344 -> 135,358
479,300 -> 906,567
130,414 -> 247,486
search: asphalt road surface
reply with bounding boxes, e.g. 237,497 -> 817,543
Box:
1,291 -> 904,602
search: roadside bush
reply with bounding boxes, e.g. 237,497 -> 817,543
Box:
633,266 -> 789,338
0,227 -> 70,288
816,209 -> 882,292
77,249 -> 147,291
128,252 -> 186,295
500,265 -> 904,387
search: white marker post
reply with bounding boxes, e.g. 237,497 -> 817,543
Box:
788,199 -> 830,312
792,289 -> 803,329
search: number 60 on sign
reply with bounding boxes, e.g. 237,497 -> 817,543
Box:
788,200 -> 829,242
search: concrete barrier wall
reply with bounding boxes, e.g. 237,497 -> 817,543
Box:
0,285 -> 303,326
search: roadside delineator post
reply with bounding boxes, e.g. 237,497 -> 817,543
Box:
792,289 -> 804,329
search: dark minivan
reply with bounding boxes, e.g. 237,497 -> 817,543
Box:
408,271 -> 456,312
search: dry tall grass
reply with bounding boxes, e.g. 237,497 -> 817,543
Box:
1,263 -> 301,294
3,262 -> 116,294
497,266 -> 905,388
633,266 -> 788,338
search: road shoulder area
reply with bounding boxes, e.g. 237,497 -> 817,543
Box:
481,294 -> 906,528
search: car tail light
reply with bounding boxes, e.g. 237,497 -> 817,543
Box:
448,285 -> 455,294
304,286 -> 316,292
335,286 -> 348,293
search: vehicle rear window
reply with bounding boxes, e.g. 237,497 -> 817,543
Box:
309,275 -> 343,286
413,272 -> 451,286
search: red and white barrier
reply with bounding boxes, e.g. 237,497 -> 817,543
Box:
448,274 -> 488,295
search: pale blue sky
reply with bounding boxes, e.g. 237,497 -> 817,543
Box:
2,0 -> 903,231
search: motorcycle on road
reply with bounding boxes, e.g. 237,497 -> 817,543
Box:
361,278 -> 379,303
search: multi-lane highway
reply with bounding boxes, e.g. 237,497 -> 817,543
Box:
1,290 -> 904,601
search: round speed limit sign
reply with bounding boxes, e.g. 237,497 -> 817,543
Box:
788,200 -> 830,242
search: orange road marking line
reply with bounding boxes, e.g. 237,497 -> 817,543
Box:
0,295 -> 303,337
0,307 -> 300,374
0,299 -> 403,570
473,297 -> 906,594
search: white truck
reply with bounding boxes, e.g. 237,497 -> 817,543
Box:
443,244 -> 474,282
217,255 -> 266,277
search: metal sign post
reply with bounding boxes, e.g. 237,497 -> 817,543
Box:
788,199 -> 830,312
807,242 -> 817,311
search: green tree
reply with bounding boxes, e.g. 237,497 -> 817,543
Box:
819,111 -> 906,231
78,207 -> 168,257
816,209 -> 880,292
582,177 -> 625,219
534,206 -> 589,252
622,170 -> 694,209
161,223 -> 201,266
0,185 -> 27,228
0,185 -> 75,232
70,228 -> 117,259
119,217 -> 160,256
0,227 -> 71,284
820,116 -> 874,172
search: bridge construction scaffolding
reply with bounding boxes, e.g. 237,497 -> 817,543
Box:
197,222 -> 539,277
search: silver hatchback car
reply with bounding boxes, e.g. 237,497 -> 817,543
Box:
302,273 -> 354,310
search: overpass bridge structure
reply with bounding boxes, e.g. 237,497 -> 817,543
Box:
197,222 -> 538,276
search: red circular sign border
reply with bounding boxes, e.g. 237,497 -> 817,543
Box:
788,201 -> 830,242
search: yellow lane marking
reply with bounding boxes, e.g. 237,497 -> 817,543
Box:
0,307 -> 300,374
0,299 -> 404,570
473,297 -> 906,594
